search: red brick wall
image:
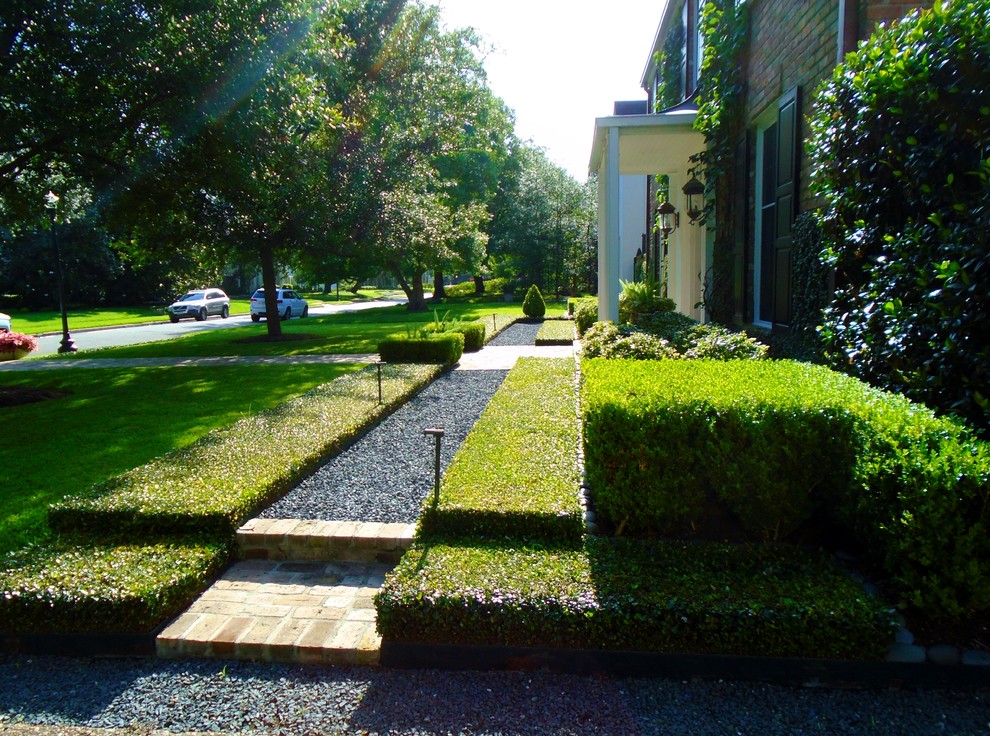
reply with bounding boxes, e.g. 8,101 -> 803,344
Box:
862,1 -> 931,33
744,0 -> 837,212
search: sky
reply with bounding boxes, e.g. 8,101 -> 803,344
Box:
427,0 -> 667,182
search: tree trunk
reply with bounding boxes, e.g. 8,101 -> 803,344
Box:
432,271 -> 446,301
392,266 -> 428,311
260,242 -> 283,337
473,274 -> 485,295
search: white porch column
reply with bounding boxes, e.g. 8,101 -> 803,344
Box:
597,126 -> 621,323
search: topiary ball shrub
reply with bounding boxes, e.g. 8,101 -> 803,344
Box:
522,284 -> 546,320
809,1 -> 990,434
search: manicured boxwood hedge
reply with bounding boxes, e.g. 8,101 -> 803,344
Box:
378,332 -> 464,365
421,321 -> 486,352
418,358 -> 583,544
0,534 -> 229,634
581,358 -> 990,620
534,320 -> 576,346
49,364 -> 440,537
376,536 -> 897,660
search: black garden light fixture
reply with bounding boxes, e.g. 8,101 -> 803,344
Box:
682,176 -> 705,224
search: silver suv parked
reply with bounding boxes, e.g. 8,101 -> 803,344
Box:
250,288 -> 309,321
167,289 -> 230,323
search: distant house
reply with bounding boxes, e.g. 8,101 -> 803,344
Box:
590,0 -> 932,329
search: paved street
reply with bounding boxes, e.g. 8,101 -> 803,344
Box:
30,299 -> 406,356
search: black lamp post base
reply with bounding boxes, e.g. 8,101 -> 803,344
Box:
58,335 -> 77,353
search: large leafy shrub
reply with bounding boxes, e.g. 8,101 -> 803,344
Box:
618,278 -> 675,324
809,1 -> 990,433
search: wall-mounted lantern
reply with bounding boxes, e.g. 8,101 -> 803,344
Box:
682,176 -> 705,224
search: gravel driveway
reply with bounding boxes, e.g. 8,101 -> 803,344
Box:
0,656 -> 986,735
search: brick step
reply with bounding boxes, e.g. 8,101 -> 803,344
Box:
156,559 -> 390,666
236,518 -> 416,564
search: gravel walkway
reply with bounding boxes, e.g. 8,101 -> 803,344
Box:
258,321 -> 539,524
258,369 -> 508,524
0,656 -> 986,735
488,320 -> 542,346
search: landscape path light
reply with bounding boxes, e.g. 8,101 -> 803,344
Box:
423,428 -> 444,506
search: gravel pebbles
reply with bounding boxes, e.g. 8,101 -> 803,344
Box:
487,320 -> 542,347
258,369 -> 509,524
258,320 -> 539,524
0,656 -> 987,735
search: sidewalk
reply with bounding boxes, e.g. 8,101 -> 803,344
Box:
0,345 -> 576,371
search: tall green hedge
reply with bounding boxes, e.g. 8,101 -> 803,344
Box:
581,358 -> 990,620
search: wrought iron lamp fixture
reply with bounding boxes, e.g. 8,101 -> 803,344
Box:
657,199 -> 679,237
682,176 -> 705,224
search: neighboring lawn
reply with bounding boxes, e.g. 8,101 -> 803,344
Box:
0,363 -> 359,555
57,302 -> 534,359
5,288 -> 406,335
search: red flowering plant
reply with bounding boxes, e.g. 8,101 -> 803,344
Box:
0,331 -> 39,354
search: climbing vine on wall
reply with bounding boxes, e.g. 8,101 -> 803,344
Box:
692,0 -> 749,324
654,9 -> 685,112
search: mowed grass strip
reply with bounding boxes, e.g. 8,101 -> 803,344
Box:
535,319 -> 576,346
418,357 -> 583,543
0,363 -> 360,555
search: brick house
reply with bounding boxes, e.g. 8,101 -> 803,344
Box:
590,0 -> 932,329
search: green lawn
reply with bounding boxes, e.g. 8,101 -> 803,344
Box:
59,301 -> 544,359
5,288 -> 405,335
0,363 -> 359,555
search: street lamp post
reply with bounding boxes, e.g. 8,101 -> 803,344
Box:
46,192 -> 76,354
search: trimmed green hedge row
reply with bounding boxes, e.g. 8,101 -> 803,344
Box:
582,358 -> 990,620
0,534 -> 229,633
49,364 -> 441,537
534,320 -> 575,346
418,358 -> 583,544
421,321 -> 486,352
376,536 -> 897,659
378,333 -> 464,365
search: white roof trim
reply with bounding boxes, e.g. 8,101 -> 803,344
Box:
588,109 -> 703,176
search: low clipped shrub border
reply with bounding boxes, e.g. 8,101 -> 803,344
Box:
421,321 -> 486,352
49,364 -> 441,537
0,534 -> 229,634
376,537 -> 897,660
417,358 -> 583,544
535,320 -> 575,346
378,333 -> 464,365
582,358 -> 990,621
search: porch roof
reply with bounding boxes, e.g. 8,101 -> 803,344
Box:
588,107 -> 702,176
